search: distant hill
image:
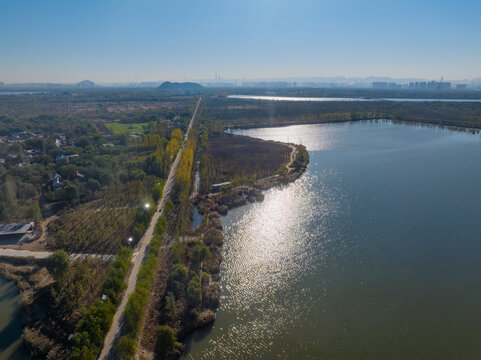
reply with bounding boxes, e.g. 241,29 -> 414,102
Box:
76,80 -> 95,88
158,81 -> 202,90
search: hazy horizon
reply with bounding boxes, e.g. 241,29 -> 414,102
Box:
2,75 -> 481,87
1,0 -> 480,83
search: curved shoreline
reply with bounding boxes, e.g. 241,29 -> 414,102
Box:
225,117 -> 481,133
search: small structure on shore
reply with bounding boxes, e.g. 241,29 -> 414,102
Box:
212,181 -> 230,193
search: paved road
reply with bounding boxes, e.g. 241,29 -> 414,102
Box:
98,97 -> 201,360
0,248 -> 52,259
0,248 -> 115,261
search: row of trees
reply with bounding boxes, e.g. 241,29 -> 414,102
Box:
172,128 -> 197,231
144,129 -> 183,178
116,212 -> 169,359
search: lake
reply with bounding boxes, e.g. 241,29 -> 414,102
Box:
228,94 -> 481,102
0,91 -> 47,96
0,278 -> 30,360
183,120 -> 481,359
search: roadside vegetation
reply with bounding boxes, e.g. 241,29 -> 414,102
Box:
115,213 -> 169,359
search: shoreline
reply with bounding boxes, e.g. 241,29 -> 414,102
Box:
224,117 -> 481,133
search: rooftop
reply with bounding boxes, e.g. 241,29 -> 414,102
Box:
0,222 -> 34,236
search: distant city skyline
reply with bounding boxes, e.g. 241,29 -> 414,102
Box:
1,0 -> 480,83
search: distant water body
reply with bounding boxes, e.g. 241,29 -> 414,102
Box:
228,94 -> 481,102
183,120 -> 481,359
0,91 -> 47,95
0,278 -> 30,360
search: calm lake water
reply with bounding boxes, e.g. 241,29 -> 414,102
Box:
0,91 -> 46,96
228,94 -> 481,102
183,120 -> 481,359
0,278 -> 30,360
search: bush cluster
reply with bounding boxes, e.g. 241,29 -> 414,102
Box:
131,197 -> 155,241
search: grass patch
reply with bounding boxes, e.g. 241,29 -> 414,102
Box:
105,122 -> 149,134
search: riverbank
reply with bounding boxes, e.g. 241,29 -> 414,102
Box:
225,116 -> 481,133
0,277 -> 30,360
0,257 -> 55,358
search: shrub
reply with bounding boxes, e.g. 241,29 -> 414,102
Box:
204,228 -> 223,247
164,292 -> 177,326
155,216 -> 168,235
45,250 -> 70,287
152,179 -> 165,202
168,263 -> 187,294
187,276 -> 202,308
103,247 -> 132,304
155,325 -> 178,358
192,242 -> 211,267
201,272 -> 210,285
131,197 -> 155,242
164,199 -> 174,217
115,336 -> 137,360
171,241 -> 186,264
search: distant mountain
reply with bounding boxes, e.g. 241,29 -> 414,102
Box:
0,82 -> 4,86
76,80 -> 95,88
158,81 -> 202,90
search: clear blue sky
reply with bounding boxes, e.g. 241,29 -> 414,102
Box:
1,0 -> 480,83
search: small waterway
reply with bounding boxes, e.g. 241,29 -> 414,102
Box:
191,161 -> 203,229
0,278 -> 30,360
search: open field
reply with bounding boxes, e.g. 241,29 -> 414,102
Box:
105,122 -> 149,134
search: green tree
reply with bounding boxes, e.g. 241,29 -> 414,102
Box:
156,325 -> 178,358
164,292 -> 177,326
192,242 -> 211,268
171,242 -> 185,264
86,178 -> 101,192
163,199 -> 174,217
168,263 -> 187,294
46,250 -> 70,287
63,181 -> 79,202
187,276 -> 202,308
58,164 -> 77,179
115,336 -> 137,360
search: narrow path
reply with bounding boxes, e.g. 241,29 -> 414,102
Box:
286,144 -> 298,173
98,97 -> 201,360
38,215 -> 59,243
